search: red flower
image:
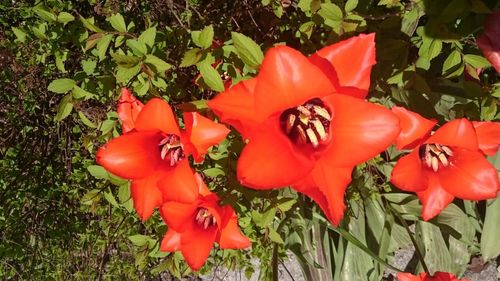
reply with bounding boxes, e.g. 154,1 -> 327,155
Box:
97,96 -> 229,221
397,271 -> 469,281
160,173 -> 250,271
477,10 -> 500,73
117,88 -> 144,133
391,107 -> 500,220
208,34 -> 400,225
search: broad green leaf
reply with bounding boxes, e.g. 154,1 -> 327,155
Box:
55,94 -> 73,122
118,183 -> 131,203
78,111 -> 97,128
144,55 -> 172,75
464,54 -> 491,69
81,59 -> 97,75
48,78 -> 76,94
81,189 -> 101,205
72,85 -> 95,100
416,221 -> 453,275
442,49 -> 463,78
203,167 -> 225,178
267,227 -> 284,244
96,34 -> 113,61
252,207 -> 276,228
111,53 -> 142,68
126,39 -> 147,57
116,64 -> 141,84
231,32 -> 264,68
85,33 -> 104,51
318,3 -> 343,22
345,0 -> 358,12
180,48 -> 203,67
11,27 -> 27,43
138,26 -> 156,48
276,198 -> 296,212
80,16 -> 103,33
32,5 -> 57,22
129,234 -> 150,247
57,12 -> 75,24
481,197 -> 500,260
197,60 -> 225,92
32,24 -> 48,40
87,165 -> 109,179
107,13 -> 127,32
103,191 -> 119,208
194,25 -> 214,49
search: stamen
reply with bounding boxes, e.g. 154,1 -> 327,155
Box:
420,143 -> 453,172
158,134 -> 184,167
311,119 -> 327,141
306,128 -> 319,148
194,208 -> 216,230
285,114 -> 296,134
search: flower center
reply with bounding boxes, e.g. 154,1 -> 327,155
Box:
419,143 -> 454,172
280,98 -> 332,148
194,207 -> 217,229
158,134 -> 185,167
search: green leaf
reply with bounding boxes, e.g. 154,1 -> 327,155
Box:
96,34 -> 113,61
197,60 -> 225,92
72,86 -> 95,100
345,0 -> 358,12
252,207 -> 276,228
442,49 -> 463,78
78,111 -> 97,128
144,55 -> 172,75
180,48 -> 203,67
116,64 -> 141,84
276,198 -> 296,212
48,78 -> 76,94
267,227 -> 284,244
55,94 -> 73,122
82,59 -> 97,75
81,189 -> 101,205
85,33 -> 104,51
126,39 -> 147,57
87,165 -> 109,179
416,221 -> 453,274
194,25 -> 214,49
111,53 -> 142,68
231,32 -> 264,68
32,24 -> 48,40
481,197 -> 500,260
203,167 -> 225,178
107,13 -> 127,32
138,26 -> 157,48
129,234 -> 150,247
80,16 -> 103,33
11,27 -> 27,43
57,12 -> 75,24
318,3 -> 343,22
464,54 -> 491,69
103,191 -> 119,208
32,5 -> 57,22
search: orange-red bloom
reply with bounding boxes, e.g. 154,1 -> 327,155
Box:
397,271 -> 469,281
208,34 -> 400,225
97,93 -> 229,221
391,107 -> 500,220
160,173 -> 250,271
477,10 -> 500,73
117,88 -> 144,133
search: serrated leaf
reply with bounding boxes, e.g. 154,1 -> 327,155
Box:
32,5 -> 57,22
87,165 -> 109,179
57,12 -> 75,24
78,111 -> 97,128
48,78 -> 76,94
195,25 -> 214,49
144,55 -> 172,75
197,60 -> 224,92
138,26 -> 156,48
180,48 -> 203,67
267,227 -> 284,244
96,34 -> 113,61
116,64 -> 141,84
126,39 -> 147,57
80,16 -> 103,33
231,32 -> 264,68
277,198 -> 296,212
82,59 -> 97,75
55,94 -> 73,122
107,13 -> 127,32
11,27 -> 27,43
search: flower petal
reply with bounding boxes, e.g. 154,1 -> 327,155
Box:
207,78 -> 259,139
417,172 -> 454,221
254,46 -> 335,120
472,121 -> 500,156
181,222 -> 217,271
237,116 -> 315,189
391,106 -> 437,150
477,35 -> 500,73
130,174 -> 163,221
134,98 -> 180,135
218,208 -> 251,249
426,119 -> 478,150
96,131 -> 163,179
322,94 -> 400,167
183,112 -> 230,162
157,160 -> 199,203
118,88 -> 144,133
396,272 -> 423,281
391,149 -> 428,192
310,33 -> 376,97
160,229 -> 182,252
160,200 -> 198,232
438,148 -> 499,200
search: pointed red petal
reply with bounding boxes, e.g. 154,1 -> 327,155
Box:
130,174 -> 163,221
396,272 -> 422,281
310,33 -> 376,97
417,172 -> 454,221
195,173 -> 212,197
391,149 -> 428,192
207,78 -> 259,139
157,160 -> 199,203
293,181 -> 334,224
237,116 -> 315,189
472,121 -> 500,156
160,200 -> 198,232
438,148 -> 499,200
218,207 -> 251,249
183,112 -> 230,161
391,106 -> 437,150
322,94 -> 400,167
426,119 -> 478,150
181,222 -> 217,271
134,98 -> 180,135
96,131 -> 163,179
477,35 -> 500,73
254,46 -> 334,120
118,88 -> 144,133
160,229 -> 182,252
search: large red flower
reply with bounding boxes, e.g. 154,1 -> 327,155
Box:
477,10 -> 500,73
97,93 -> 229,221
208,34 -> 401,225
160,173 -> 250,271
390,107 -> 500,220
397,271 -> 469,281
